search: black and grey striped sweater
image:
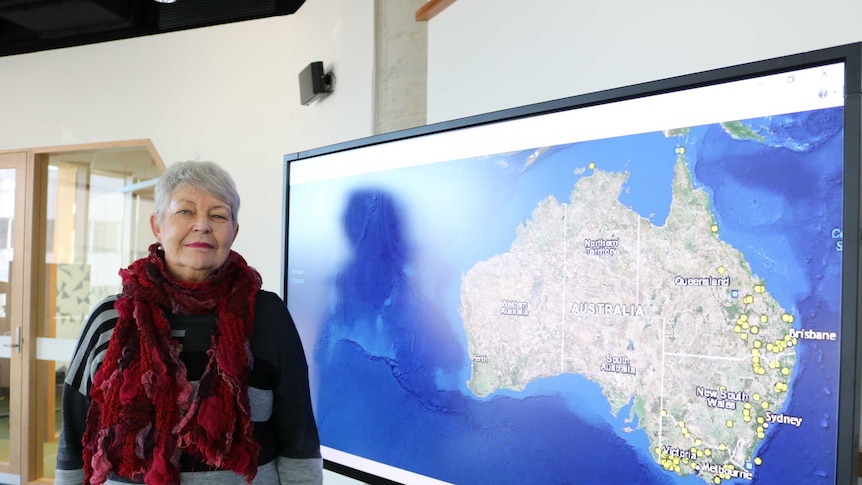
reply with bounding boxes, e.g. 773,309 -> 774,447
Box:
55,290 -> 323,484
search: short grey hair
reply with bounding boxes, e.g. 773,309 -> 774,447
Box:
154,161 -> 240,226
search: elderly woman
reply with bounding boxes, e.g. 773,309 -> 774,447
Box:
55,161 -> 322,484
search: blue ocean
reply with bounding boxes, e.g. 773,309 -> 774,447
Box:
289,108 -> 844,485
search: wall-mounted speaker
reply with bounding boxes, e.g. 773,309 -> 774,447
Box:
299,61 -> 334,106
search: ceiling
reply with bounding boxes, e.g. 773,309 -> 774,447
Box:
0,0 -> 307,57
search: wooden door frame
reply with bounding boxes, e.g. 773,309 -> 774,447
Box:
21,147 -> 46,483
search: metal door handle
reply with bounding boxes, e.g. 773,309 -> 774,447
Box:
2,326 -> 20,352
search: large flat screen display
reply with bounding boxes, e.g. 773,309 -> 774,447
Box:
284,43 -> 862,485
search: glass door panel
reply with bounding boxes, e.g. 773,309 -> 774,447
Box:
0,152 -> 25,483
36,148 -> 159,480
0,167 -> 15,465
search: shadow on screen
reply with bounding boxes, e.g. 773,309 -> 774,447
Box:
315,189 -> 463,410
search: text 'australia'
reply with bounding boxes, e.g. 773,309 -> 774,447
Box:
571,302 -> 645,317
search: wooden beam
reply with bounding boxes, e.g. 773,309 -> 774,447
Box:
416,0 -> 457,21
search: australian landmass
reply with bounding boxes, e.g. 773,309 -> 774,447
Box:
459,147 -> 799,484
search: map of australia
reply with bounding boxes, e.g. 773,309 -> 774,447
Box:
460,146 -> 804,484
300,108 -> 843,485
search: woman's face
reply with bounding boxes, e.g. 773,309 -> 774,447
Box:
150,185 -> 239,282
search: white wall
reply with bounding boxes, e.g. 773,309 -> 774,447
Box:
0,0 -> 374,298
427,0 -> 862,123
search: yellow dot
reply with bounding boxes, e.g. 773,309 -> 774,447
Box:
662,409 -> 668,416
758,431 -> 765,439
679,420 -> 685,428
760,314 -> 768,323
726,420 -> 734,428
719,443 -> 726,451
751,326 -> 759,334
744,295 -> 754,304
744,402 -> 751,409
697,450 -> 704,457
754,340 -> 762,348
741,321 -> 750,330
762,401 -> 770,410
734,325 -> 741,333
714,477 -> 721,484
695,438 -> 702,446
705,449 -> 712,456
739,314 -> 748,322
744,415 -> 751,422
766,343 -> 774,351
589,162 -> 596,170
741,333 -> 749,341
755,457 -> 762,465
791,337 -> 798,346
753,393 -> 761,401
757,417 -> 764,424
711,224 -> 719,233
718,266 -> 726,274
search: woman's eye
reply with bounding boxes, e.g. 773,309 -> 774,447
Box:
178,209 -> 192,215
212,214 -> 228,220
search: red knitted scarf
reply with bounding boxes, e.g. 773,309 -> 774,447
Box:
82,243 -> 262,485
